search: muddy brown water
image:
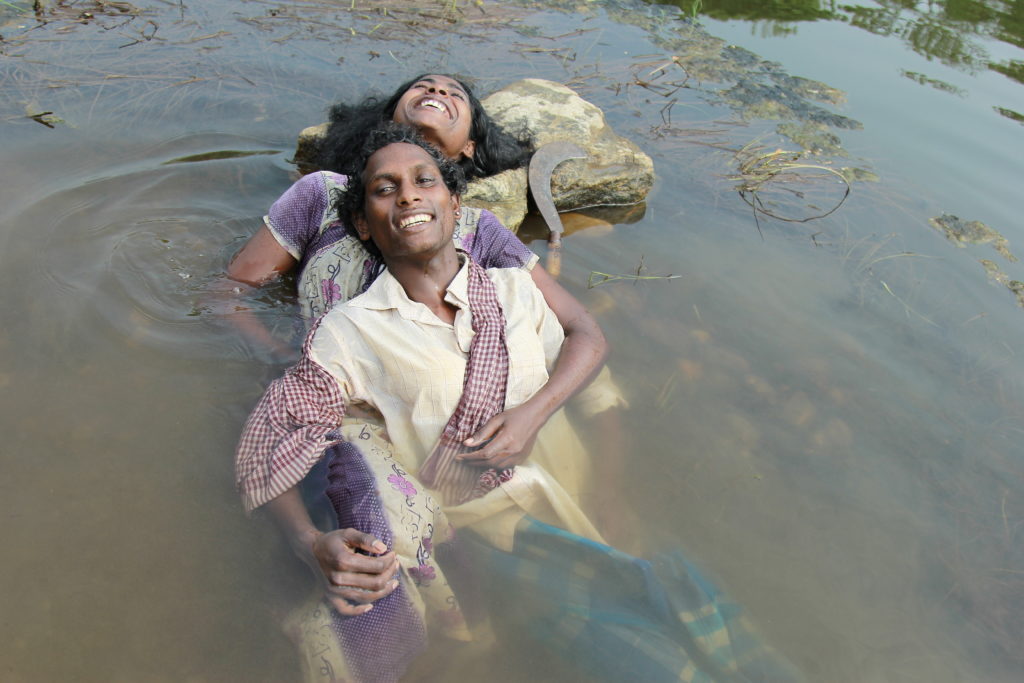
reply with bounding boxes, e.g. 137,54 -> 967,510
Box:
2,1 -> 1023,681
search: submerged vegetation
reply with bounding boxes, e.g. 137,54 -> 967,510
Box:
729,141 -> 851,235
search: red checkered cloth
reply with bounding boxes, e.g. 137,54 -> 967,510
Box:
418,258 -> 513,506
235,316 -> 346,513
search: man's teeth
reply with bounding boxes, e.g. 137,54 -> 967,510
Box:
399,214 -> 432,229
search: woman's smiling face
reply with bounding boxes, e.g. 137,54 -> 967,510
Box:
391,75 -> 476,161
354,142 -> 461,261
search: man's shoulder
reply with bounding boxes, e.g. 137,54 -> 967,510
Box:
485,264 -> 537,300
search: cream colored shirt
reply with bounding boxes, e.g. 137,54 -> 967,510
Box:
309,260 -> 603,548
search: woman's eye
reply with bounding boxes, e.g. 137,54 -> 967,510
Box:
374,184 -> 395,195
417,176 -> 436,186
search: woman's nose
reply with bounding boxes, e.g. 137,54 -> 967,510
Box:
427,85 -> 448,96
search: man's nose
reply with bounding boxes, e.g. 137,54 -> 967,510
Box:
397,182 -> 421,205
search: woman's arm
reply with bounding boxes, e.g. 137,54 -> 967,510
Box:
201,226 -> 300,362
217,172 -> 335,356
228,224 -> 298,286
461,264 -> 608,467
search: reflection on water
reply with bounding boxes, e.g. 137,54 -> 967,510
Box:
2,0 -> 1023,681
687,0 -> 1024,119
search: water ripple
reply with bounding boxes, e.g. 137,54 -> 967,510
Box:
19,133 -> 298,361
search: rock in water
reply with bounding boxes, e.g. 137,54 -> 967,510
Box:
482,79 -> 655,214
461,167 -> 529,234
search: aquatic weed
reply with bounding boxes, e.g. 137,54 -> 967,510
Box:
729,139 -> 851,239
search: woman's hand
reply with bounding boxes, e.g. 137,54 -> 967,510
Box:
210,224 -> 299,360
457,402 -> 547,469
309,529 -> 400,616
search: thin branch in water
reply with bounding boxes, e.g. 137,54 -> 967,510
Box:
588,255 -> 681,288
880,280 -> 939,327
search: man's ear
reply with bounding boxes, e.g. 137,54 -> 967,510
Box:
354,214 -> 370,241
460,139 -> 476,160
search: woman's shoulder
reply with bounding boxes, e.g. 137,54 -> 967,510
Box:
277,169 -> 347,197
463,208 -> 537,270
303,169 -> 348,186
268,171 -> 348,239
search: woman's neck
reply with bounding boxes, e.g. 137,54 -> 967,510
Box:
384,248 -> 461,324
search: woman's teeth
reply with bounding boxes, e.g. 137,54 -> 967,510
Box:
420,99 -> 447,114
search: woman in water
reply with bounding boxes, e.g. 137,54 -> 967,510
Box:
227,73 -> 620,484
236,124 -> 799,683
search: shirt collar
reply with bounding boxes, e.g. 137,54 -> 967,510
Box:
349,250 -> 471,324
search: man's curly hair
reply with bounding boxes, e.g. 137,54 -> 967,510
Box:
335,123 -> 467,261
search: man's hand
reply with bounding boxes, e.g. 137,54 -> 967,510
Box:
310,529 -> 400,616
457,402 -> 547,469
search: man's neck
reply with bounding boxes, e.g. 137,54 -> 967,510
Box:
384,247 -> 461,323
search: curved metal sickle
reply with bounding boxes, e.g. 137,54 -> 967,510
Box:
528,141 -> 587,277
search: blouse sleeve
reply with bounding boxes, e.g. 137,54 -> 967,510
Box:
235,322 -> 347,513
471,209 -> 540,271
264,171 -> 345,261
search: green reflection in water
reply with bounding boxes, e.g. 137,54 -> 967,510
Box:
655,0 -> 1024,80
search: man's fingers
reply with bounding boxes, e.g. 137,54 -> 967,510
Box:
463,415 -> 503,447
327,595 -> 369,616
324,554 -> 396,577
328,566 -> 398,592
486,454 -> 514,469
326,595 -> 374,616
324,550 -> 397,574
327,578 -> 399,605
460,433 -> 513,461
341,529 -> 389,555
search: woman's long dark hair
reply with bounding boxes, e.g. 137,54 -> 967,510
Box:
316,74 -> 532,181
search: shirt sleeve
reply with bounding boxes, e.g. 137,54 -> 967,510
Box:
506,269 -> 628,419
511,269 -> 565,370
572,366 -> 629,418
471,209 -> 539,271
235,322 -> 348,513
264,171 -> 345,261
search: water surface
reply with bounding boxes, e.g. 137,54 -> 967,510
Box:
2,0 -> 1022,680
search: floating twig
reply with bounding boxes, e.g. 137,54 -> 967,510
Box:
588,254 -> 681,288
880,280 -> 939,327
